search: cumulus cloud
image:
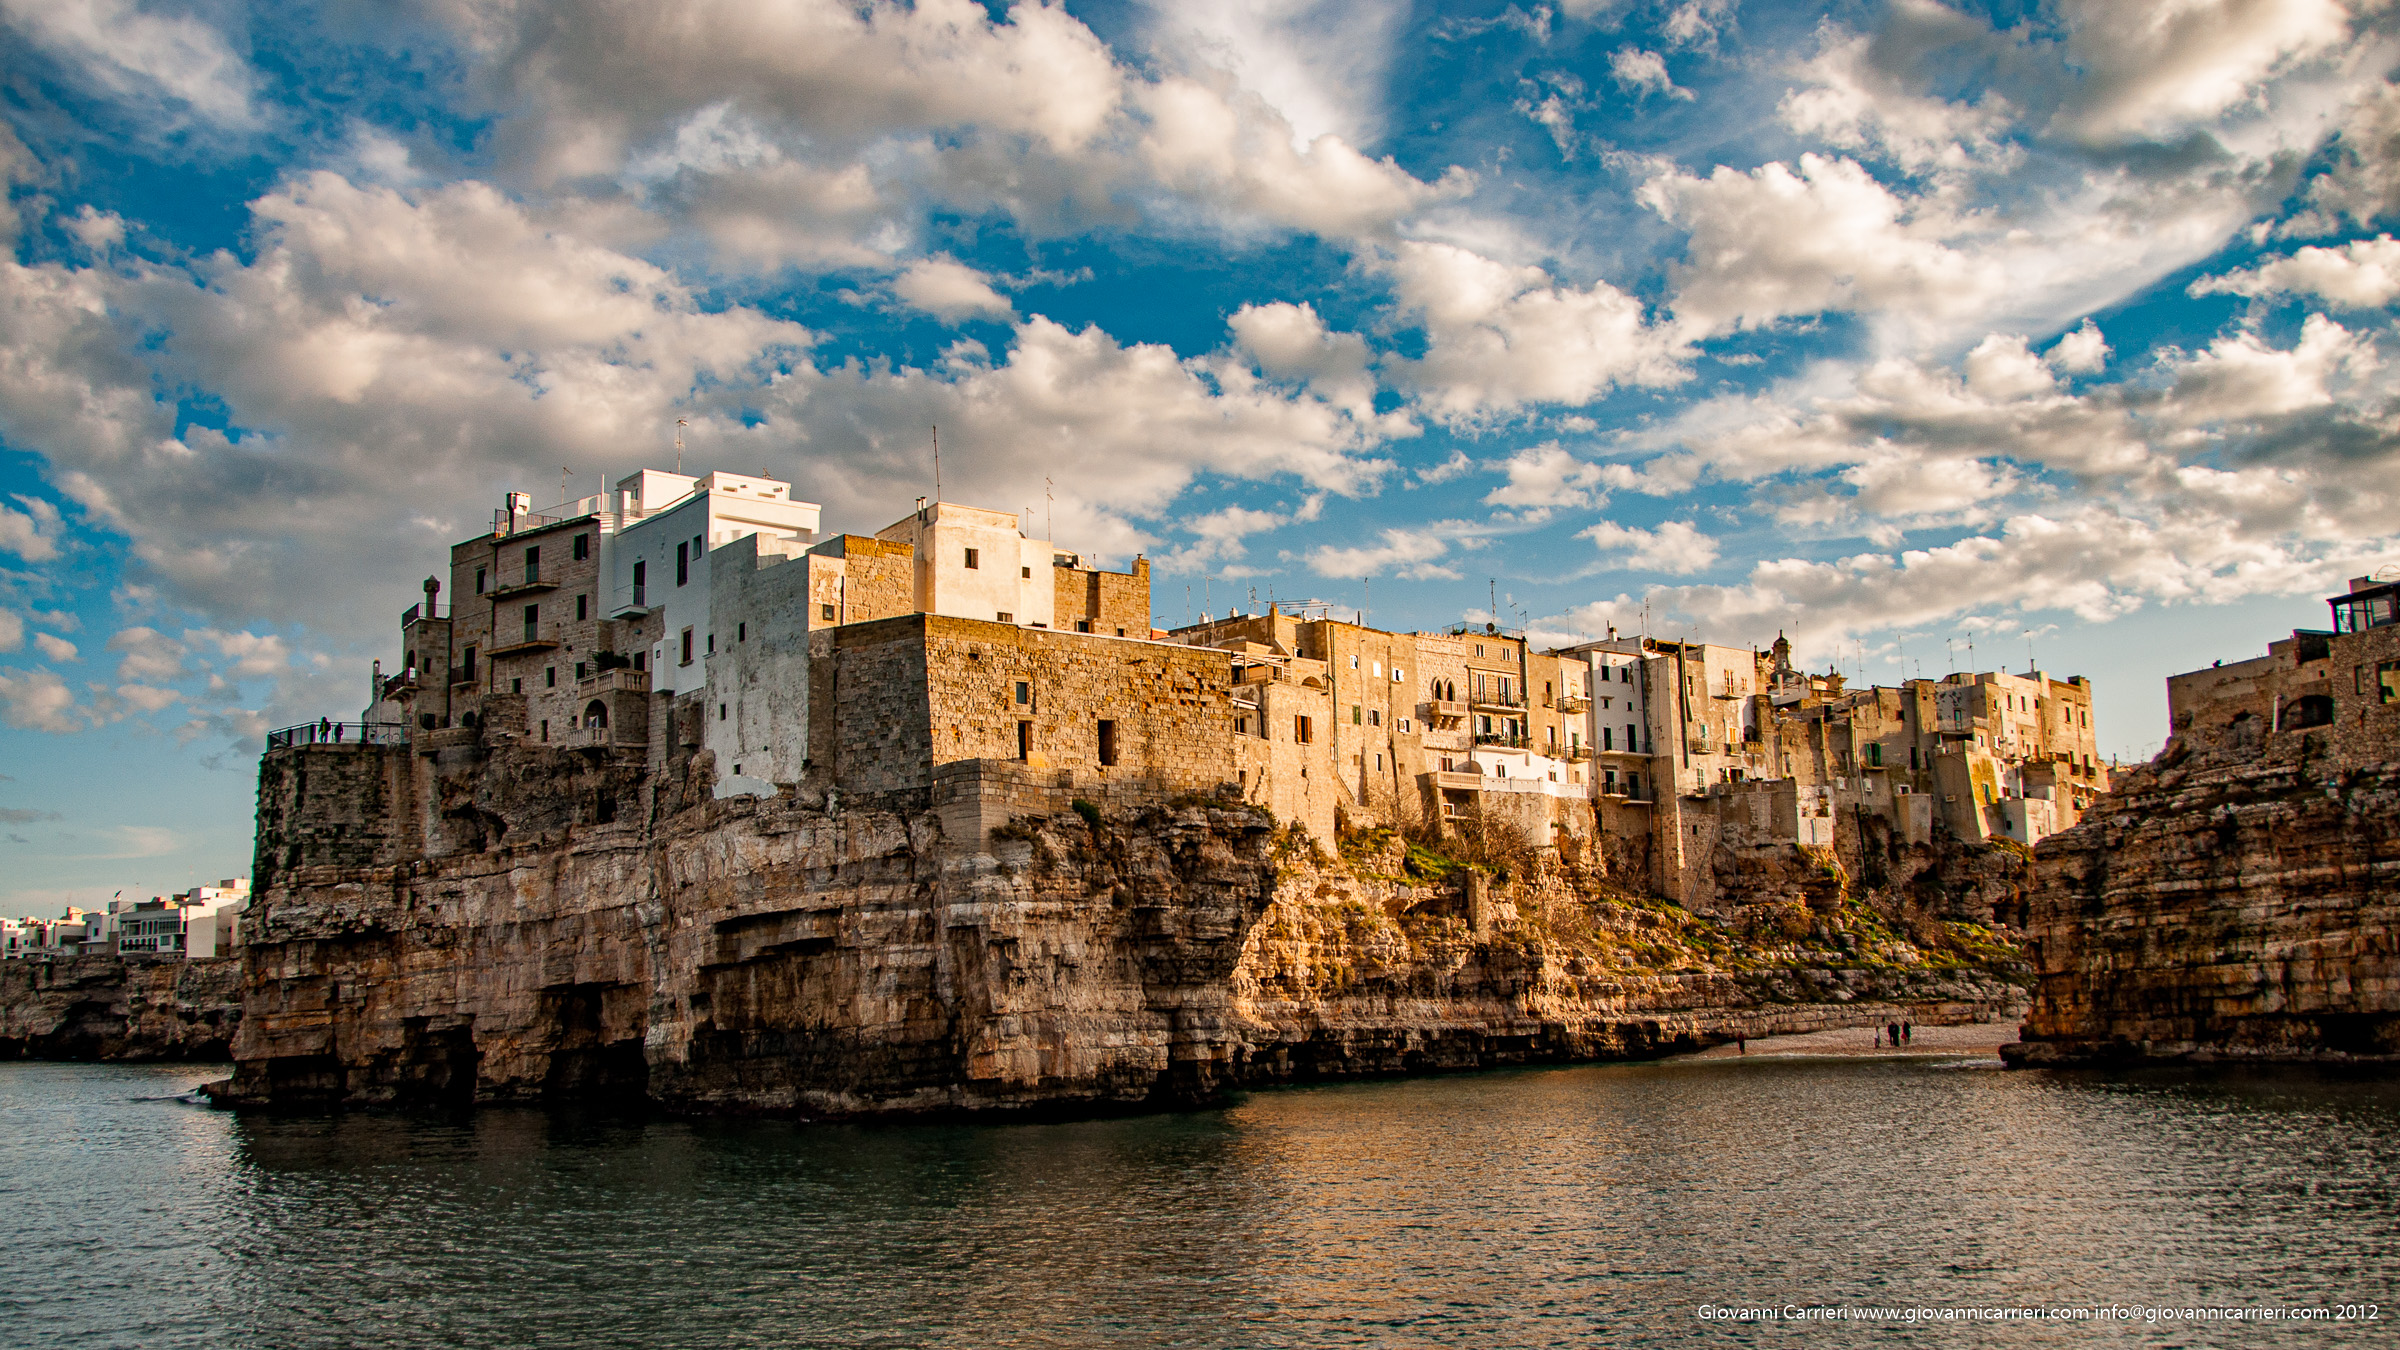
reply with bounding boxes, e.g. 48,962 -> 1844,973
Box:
1778,11 -> 2015,173
1642,154 -> 2005,336
1227,301 -> 1376,413
0,495 -> 64,561
2192,235 -> 2400,308
1609,49 -> 1691,101
1483,442 -> 1630,512
107,627 -> 187,684
1578,519 -> 1720,574
1307,527 -> 1464,580
2047,320 -> 2111,373
0,668 -> 79,733
890,257 -> 1015,321
2285,81 -> 2400,235
0,611 -> 19,653
2049,0 -> 2353,142
32,633 -> 76,662
1383,242 -> 1690,422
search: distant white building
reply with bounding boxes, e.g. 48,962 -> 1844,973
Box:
873,500 -> 1057,629
605,470 -> 822,693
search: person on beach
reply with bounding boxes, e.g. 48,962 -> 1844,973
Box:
1736,1035 -> 1746,1055
1874,1028 -> 1883,1048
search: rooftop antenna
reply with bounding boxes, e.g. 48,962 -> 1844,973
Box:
560,466 -> 571,507
932,425 -> 942,502
1045,476 -> 1053,542
2024,628 -> 2037,675
1362,576 -> 1369,629
674,418 -> 686,474
1947,637 -> 1957,675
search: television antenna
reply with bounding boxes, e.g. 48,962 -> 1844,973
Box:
674,418 -> 686,473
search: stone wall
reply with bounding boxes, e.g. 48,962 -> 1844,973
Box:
1,956 -> 242,1060
1053,557 -> 1150,637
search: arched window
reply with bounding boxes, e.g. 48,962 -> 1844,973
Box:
2279,694 -> 2333,730
584,700 -> 609,730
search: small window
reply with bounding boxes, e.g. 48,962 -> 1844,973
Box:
1015,681 -> 1030,704
1393,667 -> 1404,682
692,535 -> 703,563
524,546 -> 539,582
1349,656 -> 1358,669
707,633 -> 715,655
1295,715 -> 1313,744
996,611 -> 1013,623
523,603 -> 539,642
633,559 -> 646,595
1399,718 -> 1410,733
475,567 -> 487,595
737,622 -> 746,642
1075,620 -> 1091,633
676,541 -> 689,586
573,533 -> 590,561
575,662 -> 587,680
964,547 -> 980,570
820,603 -> 836,622
634,651 -> 645,671
719,703 -> 727,721
1017,721 -> 1032,760
511,677 -> 522,694
1368,709 -> 1381,727
680,628 -> 694,665
576,593 -> 589,621
1097,719 -> 1118,766
1115,628 -> 1125,637
540,719 -> 548,741
1351,705 -> 1361,724
1021,566 -> 1031,579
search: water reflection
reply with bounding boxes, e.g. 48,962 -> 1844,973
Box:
3,1059 -> 2395,1347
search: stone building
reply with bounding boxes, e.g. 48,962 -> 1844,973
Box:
2165,573 -> 2400,773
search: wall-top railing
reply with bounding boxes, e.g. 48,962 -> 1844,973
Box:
266,721 -> 410,750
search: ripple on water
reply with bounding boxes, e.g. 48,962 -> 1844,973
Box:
2,1058 -> 2396,1348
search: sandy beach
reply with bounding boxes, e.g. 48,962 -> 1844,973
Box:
1681,1020 -> 2024,1060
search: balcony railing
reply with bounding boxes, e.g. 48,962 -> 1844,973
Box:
1565,744 -> 1594,761
401,602 -> 453,624
267,721 -> 409,750
1558,694 -> 1590,713
1472,732 -> 1530,748
1424,699 -> 1467,724
611,583 -> 652,617
1470,692 -> 1527,710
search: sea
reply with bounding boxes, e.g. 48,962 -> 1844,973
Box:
2,1049 -> 2395,1348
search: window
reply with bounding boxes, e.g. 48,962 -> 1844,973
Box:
680,628 -> 694,665
634,651 -> 645,671
676,541 -> 689,586
1116,628 -> 1126,637
1368,709 -> 1381,727
524,546 -> 540,583
820,603 -> 836,622
1017,721 -> 1032,761
1294,715 -> 1314,744
523,604 -> 539,643
546,667 -> 556,688
1627,723 -> 1638,750
719,703 -> 727,721
576,593 -> 589,621
737,622 -> 746,642
1604,728 -> 1614,750
1393,667 -> 1403,682
573,533 -> 590,561
693,535 -> 703,564
1021,566 -> 1032,579
511,677 -> 522,694
1398,718 -> 1411,733
1097,719 -> 1118,766
1352,704 -> 1362,724
475,567 -> 487,595
462,647 -> 476,681
707,633 -> 715,655
1236,716 -> 1250,736
575,662 -> 587,680
996,611 -> 1013,623
1349,655 -> 1359,669
540,720 -> 548,742
964,547 -> 980,569
1375,753 -> 1384,771
1373,661 -> 1383,677
1015,681 -> 1031,705
633,560 -> 646,601
1075,620 -> 1091,633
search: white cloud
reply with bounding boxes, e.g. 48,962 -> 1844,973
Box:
1383,242 -> 1690,422
32,633 -> 76,662
1307,527 -> 1463,580
190,628 -> 291,680
1578,519 -> 1720,574
115,683 -> 180,713
0,667 -> 79,733
1961,334 -> 2056,401
1158,504 -> 1289,573
1483,442 -> 1629,512
2192,235 -> 2400,309
2050,0 -> 2354,142
1133,0 -> 1411,150
1609,49 -> 1691,102
1226,301 -> 1376,413
0,0 -> 255,127
0,611 -> 19,652
0,495 -> 63,562
891,257 -> 1015,322
106,627 -> 187,684
1778,15 -> 2015,173
1642,154 -> 2006,336
2047,320 -> 2111,373
2285,81 -> 2400,235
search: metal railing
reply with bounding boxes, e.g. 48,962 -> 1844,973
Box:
401,603 -> 453,623
267,721 -> 410,750
1472,732 -> 1530,748
1470,691 -> 1527,710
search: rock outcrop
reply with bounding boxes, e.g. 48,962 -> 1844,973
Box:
2007,732 -> 2400,1066
226,744 -> 2027,1116
0,956 -> 242,1060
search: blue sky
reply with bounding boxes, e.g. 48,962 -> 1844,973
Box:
3,0 -> 2397,914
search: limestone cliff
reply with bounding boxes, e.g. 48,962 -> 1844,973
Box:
2006,728 -> 2400,1066
0,956 -> 242,1060
226,747 -> 2026,1115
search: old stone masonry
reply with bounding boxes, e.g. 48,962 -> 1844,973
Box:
224,469 -> 2047,1114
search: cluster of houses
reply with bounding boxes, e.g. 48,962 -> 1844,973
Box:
316,465 -> 2111,912
2,881 -> 249,961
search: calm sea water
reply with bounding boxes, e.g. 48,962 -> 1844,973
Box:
3,1054 -> 2396,1348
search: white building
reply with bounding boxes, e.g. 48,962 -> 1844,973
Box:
606,470 -> 822,693
873,500 -> 1057,628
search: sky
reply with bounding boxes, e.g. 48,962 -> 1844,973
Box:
2,0 -> 2397,915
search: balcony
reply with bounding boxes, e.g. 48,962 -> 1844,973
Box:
486,574 -> 559,600
1472,732 -> 1530,748
610,583 -> 652,618
1558,694 -> 1590,714
266,721 -> 409,750
1470,691 -> 1527,711
1423,699 -> 1467,726
1565,744 -> 1594,761
577,668 -> 650,697
488,628 -> 563,657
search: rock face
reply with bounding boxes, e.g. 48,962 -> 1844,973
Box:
228,736 -> 2027,1115
2008,735 -> 2400,1066
0,956 -> 242,1060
